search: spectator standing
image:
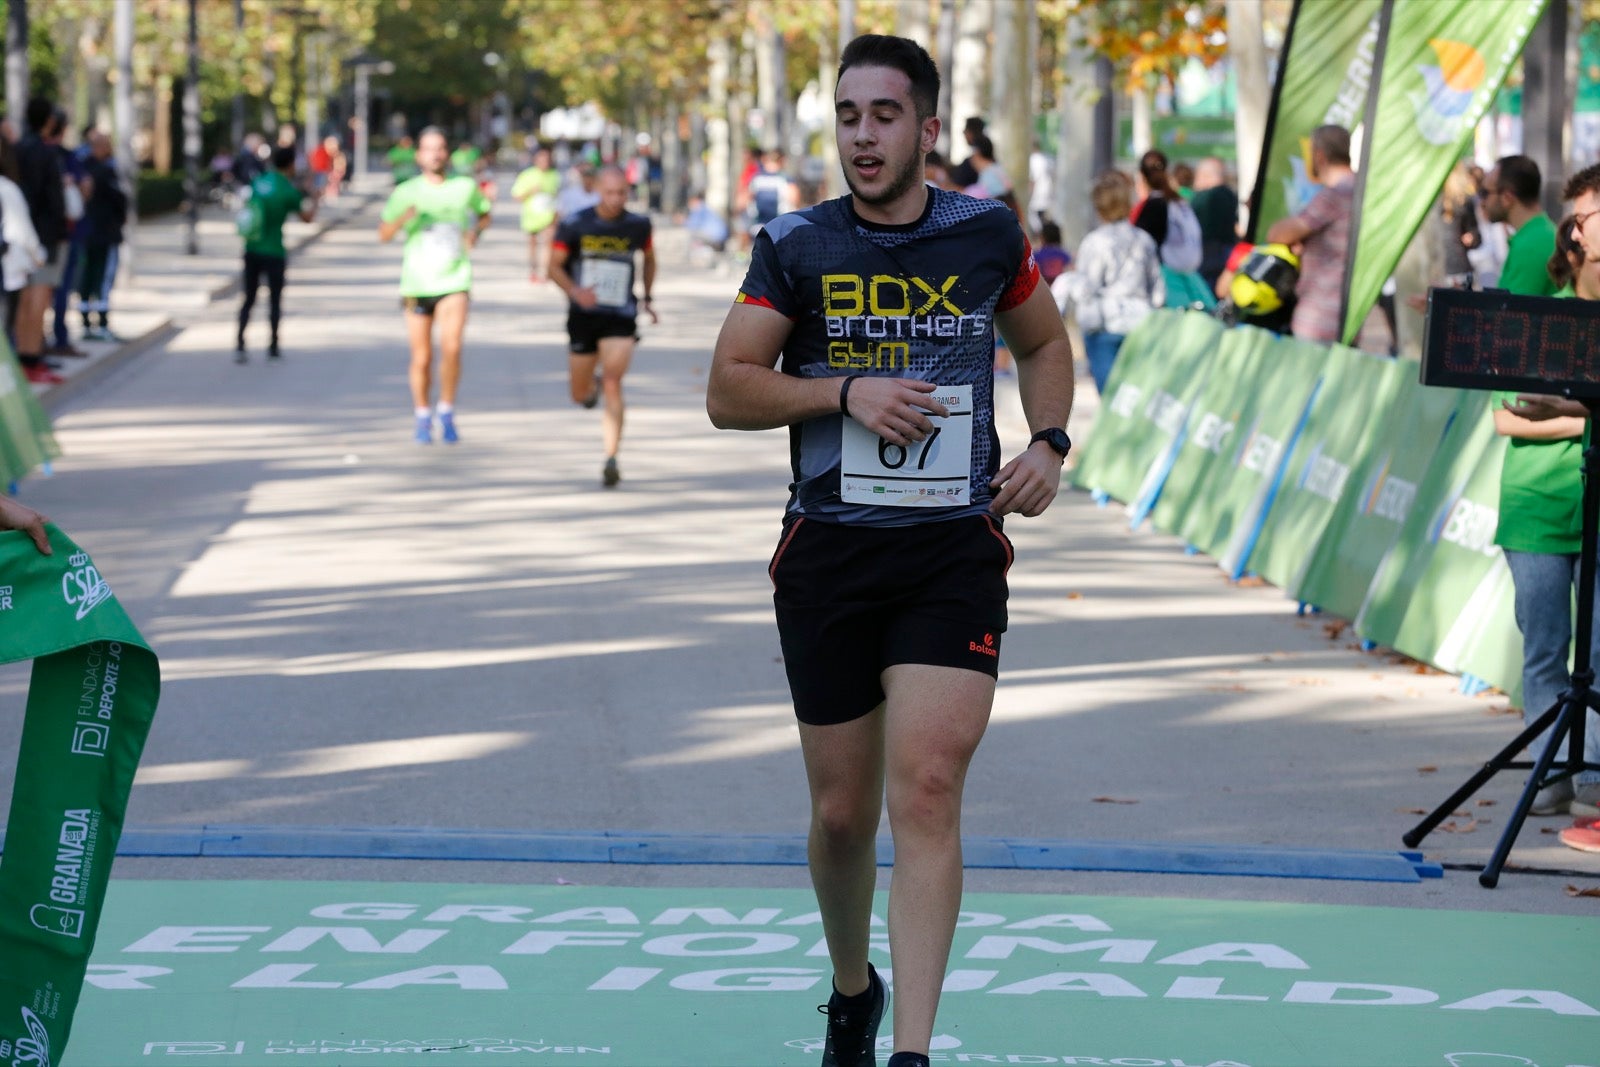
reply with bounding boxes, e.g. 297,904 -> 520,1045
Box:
1483,154 -> 1558,297
1486,160 -> 1589,817
73,130 -> 127,342
1434,162 -> 1483,288
1133,149 -> 1212,310
0,135 -> 44,350
948,115 -> 986,187
1032,220 -> 1071,285
1055,171 -> 1164,394
744,149 -> 797,241
48,115 -> 91,357
1264,124 -> 1392,352
13,98 -> 69,382
1189,157 -> 1238,291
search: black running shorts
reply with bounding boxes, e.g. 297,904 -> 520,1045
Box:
567,310 -> 637,354
769,513 -> 1013,726
402,291 -> 468,316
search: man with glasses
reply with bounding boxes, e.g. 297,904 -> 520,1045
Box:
1482,155 -> 1557,297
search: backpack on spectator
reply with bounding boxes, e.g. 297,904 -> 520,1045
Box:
1161,198 -> 1204,274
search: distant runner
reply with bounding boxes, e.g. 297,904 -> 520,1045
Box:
512,144 -> 561,282
549,167 -> 657,487
236,144 -> 316,363
378,127 -> 491,444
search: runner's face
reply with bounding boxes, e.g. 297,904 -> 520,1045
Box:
416,134 -> 447,176
597,173 -> 628,218
835,65 -> 936,216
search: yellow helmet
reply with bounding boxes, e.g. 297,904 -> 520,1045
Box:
1230,243 -> 1301,316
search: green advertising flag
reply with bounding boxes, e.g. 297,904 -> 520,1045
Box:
1158,329 -> 1321,561
1294,375 -> 1464,620
1341,0 -> 1549,343
1071,310 -> 1223,506
0,526 -> 160,1067
1354,391 -> 1493,650
1242,346 -> 1410,592
0,341 -> 61,487
1249,0 -> 1384,242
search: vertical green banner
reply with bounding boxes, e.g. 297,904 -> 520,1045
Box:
1157,329 -> 1321,560
1294,376 -> 1464,619
1071,310 -> 1223,505
0,339 -> 61,486
1341,0 -> 1548,343
1250,0 -> 1384,242
1354,392 -> 1492,650
1237,346 -> 1411,592
0,527 -> 160,1067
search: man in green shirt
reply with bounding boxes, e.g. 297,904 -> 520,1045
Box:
386,135 -> 418,183
236,145 -> 316,363
1484,155 -> 1558,297
379,127 -> 492,445
1491,158 -> 1600,818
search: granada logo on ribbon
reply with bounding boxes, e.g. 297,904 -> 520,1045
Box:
1,1008 -> 52,1067
1409,39 -> 1486,146
28,809 -> 100,939
60,553 -> 111,622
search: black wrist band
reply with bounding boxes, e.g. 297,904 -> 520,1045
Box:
839,375 -> 862,416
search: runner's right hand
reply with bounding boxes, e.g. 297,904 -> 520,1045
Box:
572,287 -> 599,310
842,377 -> 948,447
0,495 -> 51,555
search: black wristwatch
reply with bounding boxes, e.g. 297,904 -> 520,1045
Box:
1029,427 -> 1072,459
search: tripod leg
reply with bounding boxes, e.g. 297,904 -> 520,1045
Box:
1479,697 -> 1578,888
1402,702 -> 1563,848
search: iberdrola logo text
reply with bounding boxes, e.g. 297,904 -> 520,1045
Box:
61,551 -> 111,622
1409,38 -> 1484,147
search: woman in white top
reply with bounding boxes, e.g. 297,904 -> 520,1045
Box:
0,135 -> 44,339
1054,171 -> 1164,394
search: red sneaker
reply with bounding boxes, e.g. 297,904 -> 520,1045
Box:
23,363 -> 64,385
1558,816 -> 1600,854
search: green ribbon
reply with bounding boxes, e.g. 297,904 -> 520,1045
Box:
0,525 -> 159,1067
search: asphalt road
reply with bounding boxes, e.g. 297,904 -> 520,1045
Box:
5,185 -> 1597,917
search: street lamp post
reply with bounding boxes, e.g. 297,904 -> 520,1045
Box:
184,0 -> 201,255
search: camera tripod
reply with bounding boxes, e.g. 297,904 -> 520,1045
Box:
1404,399 -> 1600,887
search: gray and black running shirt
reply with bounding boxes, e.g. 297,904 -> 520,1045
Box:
735,189 -> 1039,526
553,207 -> 654,318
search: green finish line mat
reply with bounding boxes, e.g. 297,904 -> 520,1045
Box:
53,880 -> 1599,1067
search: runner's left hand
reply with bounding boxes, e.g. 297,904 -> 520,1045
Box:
988,443 -> 1062,518
0,495 -> 51,554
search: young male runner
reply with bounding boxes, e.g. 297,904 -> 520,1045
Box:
378,128 -> 491,444
511,144 -> 561,282
549,167 -> 657,487
236,144 -> 315,363
707,35 -> 1074,1067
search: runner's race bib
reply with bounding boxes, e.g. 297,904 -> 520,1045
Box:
420,221 -> 463,262
0,526 -> 160,1067
841,384 -> 973,506
582,259 -> 632,310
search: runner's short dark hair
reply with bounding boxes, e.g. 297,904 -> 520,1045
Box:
271,145 -> 296,171
1495,155 -> 1542,204
1564,162 -> 1600,203
838,34 -> 940,121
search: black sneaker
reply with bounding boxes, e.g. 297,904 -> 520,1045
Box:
817,964 -> 886,1067
268,341 -> 281,361
582,372 -> 601,409
235,338 -> 247,365
602,457 -> 620,488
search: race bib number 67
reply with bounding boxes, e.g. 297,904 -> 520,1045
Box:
840,384 -> 973,507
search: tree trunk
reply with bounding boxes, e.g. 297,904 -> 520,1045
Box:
6,0 -> 27,134
1054,9 -> 1098,249
154,75 -> 174,173
752,8 -> 779,152
990,0 -> 1031,216
1226,0 -> 1269,235
706,26 -> 733,221
823,0 -> 855,198
934,0 -> 956,154
114,0 -> 136,277
184,0 -> 200,254
231,0 -> 245,150
1131,85 -> 1153,158
661,99 -> 684,216
951,0 -> 988,164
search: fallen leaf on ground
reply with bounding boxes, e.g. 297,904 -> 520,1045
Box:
1323,619 -> 1350,640
1541,826 -> 1560,835
1236,575 -> 1268,587
1066,592 -> 1083,600
1438,818 -> 1479,833
1565,885 -> 1600,898
1396,807 -> 1428,815
1476,798 -> 1497,807
1484,704 -> 1521,716
1205,684 -> 1248,693
1091,796 -> 1139,805
1291,677 -> 1331,687
1417,765 -> 1438,774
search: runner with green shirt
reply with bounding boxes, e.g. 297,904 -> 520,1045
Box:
512,144 -> 561,282
378,127 -> 492,445
236,145 -> 316,363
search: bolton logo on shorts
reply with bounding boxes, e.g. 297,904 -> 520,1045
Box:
969,633 -> 998,658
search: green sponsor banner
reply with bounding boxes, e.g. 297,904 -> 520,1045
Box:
1071,310 -> 1223,505
0,339 -> 61,486
0,527 -> 160,1067
53,879 -> 1600,1066
1387,426 -> 1522,695
1241,346 -> 1410,592
1294,374 -> 1464,620
1250,0 -> 1383,242
1354,392 -> 1493,650
1157,329 -> 1321,561
1341,0 -> 1548,343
